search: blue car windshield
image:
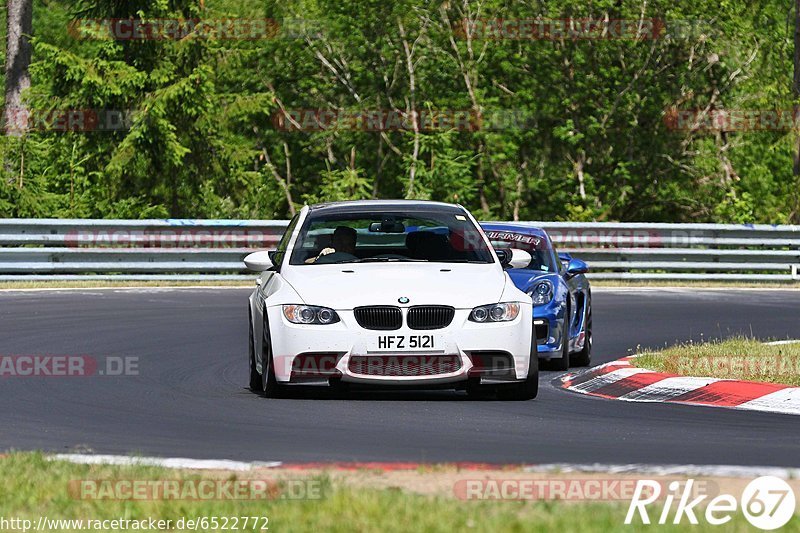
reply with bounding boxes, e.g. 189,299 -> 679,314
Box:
484,230 -> 557,273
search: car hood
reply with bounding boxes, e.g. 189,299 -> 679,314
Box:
282,262 -> 508,309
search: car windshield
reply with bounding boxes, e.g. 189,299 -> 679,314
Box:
484,230 -> 557,273
289,209 -> 495,265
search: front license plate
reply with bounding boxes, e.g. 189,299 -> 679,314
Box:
374,334 -> 436,351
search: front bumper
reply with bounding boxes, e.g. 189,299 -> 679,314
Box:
533,300 -> 567,359
533,316 -> 565,358
533,299 -> 587,359
267,305 -> 533,385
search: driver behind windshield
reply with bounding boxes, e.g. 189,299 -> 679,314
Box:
312,226 -> 358,264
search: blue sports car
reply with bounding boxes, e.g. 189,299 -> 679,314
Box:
481,223 -> 592,371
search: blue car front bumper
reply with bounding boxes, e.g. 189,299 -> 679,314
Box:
533,299 -> 567,358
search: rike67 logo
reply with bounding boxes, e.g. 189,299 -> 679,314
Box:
626,477 -> 796,530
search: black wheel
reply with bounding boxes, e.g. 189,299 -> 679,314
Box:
248,309 -> 261,392
260,312 -> 284,398
551,305 -> 571,371
497,345 -> 539,401
571,309 -> 592,367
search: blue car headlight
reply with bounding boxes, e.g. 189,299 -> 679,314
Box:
529,281 -> 554,306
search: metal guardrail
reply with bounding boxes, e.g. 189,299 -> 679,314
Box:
0,219 -> 798,281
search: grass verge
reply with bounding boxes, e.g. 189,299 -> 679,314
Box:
0,453 -> 791,532
632,338 -> 800,386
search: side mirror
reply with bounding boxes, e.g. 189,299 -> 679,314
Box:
244,251 -> 275,272
558,252 -> 572,270
498,248 -> 532,269
566,258 -> 589,277
509,249 -> 532,269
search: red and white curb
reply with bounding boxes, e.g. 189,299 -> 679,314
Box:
559,356 -> 800,416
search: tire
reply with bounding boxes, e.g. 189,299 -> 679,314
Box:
551,304 -> 571,371
571,310 -> 592,367
248,309 -> 261,392
260,311 -> 284,398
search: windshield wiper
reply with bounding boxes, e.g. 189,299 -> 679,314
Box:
352,257 -> 423,263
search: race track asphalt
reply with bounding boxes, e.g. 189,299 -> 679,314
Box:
0,287 -> 798,466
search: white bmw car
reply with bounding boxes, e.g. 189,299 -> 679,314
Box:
244,200 -> 539,400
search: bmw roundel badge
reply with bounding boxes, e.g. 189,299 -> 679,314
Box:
398,297 -> 410,304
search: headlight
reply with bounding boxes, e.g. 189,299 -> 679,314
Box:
529,281 -> 554,306
469,303 -> 520,323
282,305 -> 340,325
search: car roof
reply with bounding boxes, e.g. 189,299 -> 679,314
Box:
480,222 -> 549,239
307,199 -> 466,215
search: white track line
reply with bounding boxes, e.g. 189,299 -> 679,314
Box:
50,454 -> 281,471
